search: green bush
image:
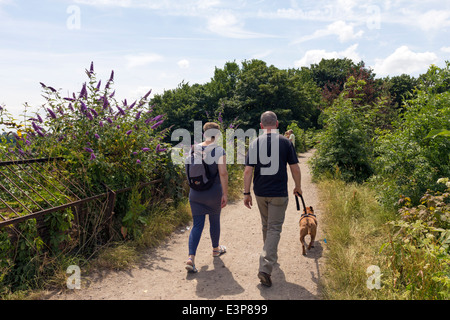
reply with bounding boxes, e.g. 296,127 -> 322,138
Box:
372,63 -> 450,207
311,96 -> 373,183
380,179 -> 450,299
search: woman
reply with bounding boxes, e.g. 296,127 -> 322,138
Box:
185,122 -> 228,273
285,129 -> 295,147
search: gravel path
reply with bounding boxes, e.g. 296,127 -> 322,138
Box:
49,149 -> 324,300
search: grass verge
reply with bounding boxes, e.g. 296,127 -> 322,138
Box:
318,179 -> 396,299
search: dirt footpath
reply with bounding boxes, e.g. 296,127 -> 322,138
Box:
49,149 -> 324,300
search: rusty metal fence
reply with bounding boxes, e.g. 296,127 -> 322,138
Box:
0,150 -> 162,235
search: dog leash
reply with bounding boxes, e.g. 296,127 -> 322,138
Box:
295,193 -> 307,213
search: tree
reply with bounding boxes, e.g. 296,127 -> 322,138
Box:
384,74 -> 418,108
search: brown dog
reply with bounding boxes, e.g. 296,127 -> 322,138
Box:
299,206 -> 317,256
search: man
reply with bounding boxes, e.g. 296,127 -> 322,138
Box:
244,111 -> 302,287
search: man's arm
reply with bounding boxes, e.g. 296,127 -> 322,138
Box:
289,163 -> 302,196
243,165 -> 254,209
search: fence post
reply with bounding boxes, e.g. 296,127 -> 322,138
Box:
105,189 -> 116,240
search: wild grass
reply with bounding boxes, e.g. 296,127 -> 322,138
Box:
318,179 -> 396,299
318,178 -> 450,300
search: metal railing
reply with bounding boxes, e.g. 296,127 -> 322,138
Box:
0,150 -> 162,230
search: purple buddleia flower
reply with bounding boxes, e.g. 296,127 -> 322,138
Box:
142,147 -> 150,152
37,114 -> 43,123
86,111 -> 93,121
40,82 -> 46,88
58,135 -> 64,142
132,152 -> 138,155
36,130 -> 45,137
109,90 -> 115,98
18,148 -> 25,155
48,86 -> 57,93
151,120 -> 164,130
151,114 -> 163,122
136,159 -> 141,164
143,89 -> 152,99
79,83 -> 87,99
85,147 -> 94,153
156,144 -> 167,153
90,108 -> 98,117
67,103 -> 74,112
135,111 -> 142,120
64,97 -> 75,102
116,106 -> 126,116
126,130 -> 132,135
94,134 -> 100,139
32,121 -> 43,132
218,112 -> 223,123
90,153 -> 96,161
116,125 -> 120,129
96,80 -> 102,90
99,121 -> 104,127
90,62 -> 94,74
103,97 -> 109,109
47,108 -> 57,119
123,99 -> 127,107
25,139 -> 31,145
109,70 -> 114,83
128,101 -> 136,110
106,117 -> 113,124
80,101 -> 87,113
145,118 -> 152,125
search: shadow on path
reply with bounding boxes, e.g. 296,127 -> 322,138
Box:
186,257 -> 245,299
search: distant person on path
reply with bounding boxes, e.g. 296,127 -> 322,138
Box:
185,122 -> 228,273
284,129 -> 295,147
243,112 -> 302,287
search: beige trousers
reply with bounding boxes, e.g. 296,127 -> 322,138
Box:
255,196 -> 289,275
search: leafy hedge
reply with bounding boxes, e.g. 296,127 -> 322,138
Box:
0,63 -> 186,292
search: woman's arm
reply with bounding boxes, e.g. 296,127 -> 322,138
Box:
218,155 -> 228,208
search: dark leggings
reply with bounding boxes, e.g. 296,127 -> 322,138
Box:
188,214 -> 221,256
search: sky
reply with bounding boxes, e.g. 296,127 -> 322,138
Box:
1,0 -> 450,119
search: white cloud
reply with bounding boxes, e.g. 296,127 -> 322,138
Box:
292,20 -> 364,44
294,44 -> 361,67
373,46 -> 438,76
441,47 -> 450,53
207,10 -> 273,39
177,59 -> 190,69
416,9 -> 450,31
125,53 -> 164,68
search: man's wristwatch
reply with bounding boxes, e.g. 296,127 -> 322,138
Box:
243,192 -> 251,195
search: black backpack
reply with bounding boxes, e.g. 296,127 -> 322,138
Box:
185,145 -> 218,191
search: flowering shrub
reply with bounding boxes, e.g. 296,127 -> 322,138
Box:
0,63 -> 187,292
381,178 -> 450,299
22,63 -> 170,191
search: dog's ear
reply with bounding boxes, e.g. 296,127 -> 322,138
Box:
309,206 -> 314,210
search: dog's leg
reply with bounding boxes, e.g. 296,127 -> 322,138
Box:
308,235 -> 314,250
300,234 -> 306,256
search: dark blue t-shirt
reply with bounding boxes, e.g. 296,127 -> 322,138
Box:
245,133 -> 298,197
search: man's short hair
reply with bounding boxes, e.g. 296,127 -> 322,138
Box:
261,111 -> 278,127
